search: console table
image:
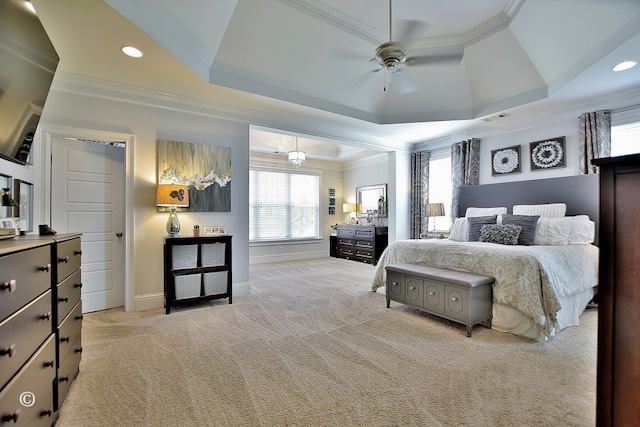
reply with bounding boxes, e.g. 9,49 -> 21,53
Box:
163,235 -> 232,314
334,225 -> 387,265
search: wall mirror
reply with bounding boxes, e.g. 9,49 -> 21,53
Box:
356,184 -> 387,218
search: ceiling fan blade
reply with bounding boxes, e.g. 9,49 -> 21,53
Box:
394,19 -> 429,43
391,69 -> 418,94
406,51 -> 464,66
327,45 -> 372,63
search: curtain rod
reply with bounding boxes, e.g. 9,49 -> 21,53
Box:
610,103 -> 640,114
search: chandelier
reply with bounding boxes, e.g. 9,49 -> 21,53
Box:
288,137 -> 306,168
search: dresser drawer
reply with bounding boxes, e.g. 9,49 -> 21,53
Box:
424,280 -> 444,315
56,269 -> 82,325
57,301 -> 82,367
336,228 -> 354,238
56,335 -> 81,409
387,272 -> 405,303
0,246 -> 51,323
354,239 -> 373,249
337,245 -> 354,257
0,335 -> 56,427
0,290 -> 53,390
56,238 -> 82,283
354,228 -> 375,239
354,248 -> 374,262
337,237 -> 353,246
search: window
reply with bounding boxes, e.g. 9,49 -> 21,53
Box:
249,169 -> 320,242
428,155 -> 452,232
611,121 -> 640,156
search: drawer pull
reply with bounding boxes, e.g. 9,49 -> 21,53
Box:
59,376 -> 69,383
1,409 -> 20,423
75,315 -> 84,321
59,256 -> 70,264
40,312 -> 51,321
40,409 -> 53,418
428,291 -> 436,296
451,297 -> 458,302
60,336 -> 70,343
43,360 -> 55,368
39,264 -> 51,272
0,279 -> 16,292
75,347 -> 83,353
409,286 -> 416,291
391,281 -> 399,287
0,344 -> 16,357
59,295 -> 70,303
74,282 -> 83,288
74,250 -> 83,256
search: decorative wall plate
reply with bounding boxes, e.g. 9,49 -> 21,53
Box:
491,145 -> 521,176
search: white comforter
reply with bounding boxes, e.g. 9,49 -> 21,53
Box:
372,239 -> 599,337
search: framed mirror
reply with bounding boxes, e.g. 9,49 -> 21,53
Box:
356,184 -> 387,218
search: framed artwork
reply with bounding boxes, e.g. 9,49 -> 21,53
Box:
157,139 -> 232,212
0,218 -> 16,230
329,197 -> 335,206
530,136 -> 566,171
328,188 -> 335,197
491,145 -> 521,176
328,207 -> 335,215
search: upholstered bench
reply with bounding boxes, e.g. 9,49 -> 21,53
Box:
385,263 -> 494,337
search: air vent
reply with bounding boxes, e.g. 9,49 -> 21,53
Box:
482,113 -> 509,122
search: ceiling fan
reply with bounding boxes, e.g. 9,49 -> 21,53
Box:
366,0 -> 464,93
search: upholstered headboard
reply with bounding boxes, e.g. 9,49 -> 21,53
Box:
458,174 -> 600,242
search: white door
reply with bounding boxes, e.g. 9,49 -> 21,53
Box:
51,136 -> 125,313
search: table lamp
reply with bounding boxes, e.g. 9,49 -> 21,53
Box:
426,202 -> 445,237
156,184 -> 189,237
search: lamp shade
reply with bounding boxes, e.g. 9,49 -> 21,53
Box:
1,188 -> 18,208
342,203 -> 357,213
156,184 -> 189,207
426,202 -> 445,217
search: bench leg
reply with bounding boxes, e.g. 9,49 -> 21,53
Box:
386,298 -> 390,308
466,324 -> 472,338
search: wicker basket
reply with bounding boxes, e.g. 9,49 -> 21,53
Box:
174,273 -> 201,299
171,245 -> 198,269
201,243 -> 225,267
203,271 -> 227,296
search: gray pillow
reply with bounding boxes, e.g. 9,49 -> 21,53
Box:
501,214 -> 540,245
479,224 -> 522,245
467,215 -> 498,241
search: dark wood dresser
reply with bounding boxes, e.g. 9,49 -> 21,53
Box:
164,235 -> 232,314
335,225 -> 388,265
593,154 -> 640,426
0,234 -> 82,426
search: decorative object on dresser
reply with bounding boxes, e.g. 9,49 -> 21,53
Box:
156,184 -> 190,237
342,203 -> 357,224
334,225 -> 388,265
593,153 -> 640,426
386,263 -> 493,337
0,234 -> 82,425
164,235 -> 232,314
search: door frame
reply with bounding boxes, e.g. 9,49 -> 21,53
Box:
37,124 -> 135,312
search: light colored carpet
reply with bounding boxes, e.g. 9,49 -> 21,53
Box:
56,257 -> 596,426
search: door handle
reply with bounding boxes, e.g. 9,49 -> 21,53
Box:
116,232 -> 123,238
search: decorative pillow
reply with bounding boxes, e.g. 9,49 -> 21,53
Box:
501,214 -> 540,245
465,207 -> 507,217
513,203 -> 566,218
449,217 -> 469,242
479,224 -> 522,245
467,215 -> 498,241
533,215 -> 595,245
568,215 -> 595,244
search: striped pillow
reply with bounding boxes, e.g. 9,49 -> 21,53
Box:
512,203 -> 566,218
465,207 -> 507,217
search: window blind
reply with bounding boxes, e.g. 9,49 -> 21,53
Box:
249,169 -> 320,242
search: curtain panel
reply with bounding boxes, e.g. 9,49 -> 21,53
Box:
451,138 -> 480,220
578,110 -> 611,174
410,150 -> 430,239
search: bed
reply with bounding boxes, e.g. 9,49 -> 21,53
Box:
372,174 -> 600,341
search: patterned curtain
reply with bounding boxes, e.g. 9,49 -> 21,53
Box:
578,110 -> 611,174
450,138 -> 480,220
410,150 -> 430,239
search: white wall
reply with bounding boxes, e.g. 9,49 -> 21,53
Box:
26,89 -> 251,310
342,153 -> 389,223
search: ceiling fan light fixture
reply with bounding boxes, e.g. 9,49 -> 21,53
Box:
375,41 -> 408,70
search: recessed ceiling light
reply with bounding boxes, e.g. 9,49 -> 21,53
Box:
121,46 -> 143,58
612,61 -> 636,72
24,1 -> 36,14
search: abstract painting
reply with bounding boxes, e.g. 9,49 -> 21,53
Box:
157,139 -> 231,212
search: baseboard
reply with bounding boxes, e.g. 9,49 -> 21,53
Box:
250,251 -> 329,264
133,281 -> 251,311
